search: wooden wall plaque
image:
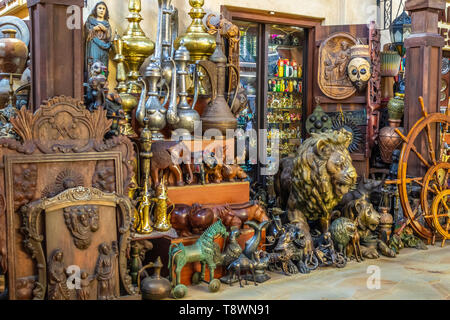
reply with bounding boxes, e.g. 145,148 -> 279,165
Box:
318,32 -> 357,100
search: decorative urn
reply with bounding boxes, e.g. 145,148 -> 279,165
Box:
0,29 -> 28,74
138,257 -> 171,300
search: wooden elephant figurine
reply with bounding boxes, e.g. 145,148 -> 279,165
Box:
150,141 -> 193,187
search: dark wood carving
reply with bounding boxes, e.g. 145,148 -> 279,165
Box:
15,276 -> 37,300
0,95 -> 136,299
47,249 -> 72,300
63,206 -> 99,250
92,160 -> 116,193
20,187 -> 135,300
0,190 -> 5,273
318,32 -> 357,100
367,21 -> 381,155
13,164 -> 37,212
95,241 -> 119,300
42,168 -> 84,198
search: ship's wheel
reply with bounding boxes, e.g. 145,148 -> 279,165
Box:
396,97 -> 450,243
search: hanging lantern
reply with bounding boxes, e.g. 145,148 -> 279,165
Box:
389,10 -> 411,57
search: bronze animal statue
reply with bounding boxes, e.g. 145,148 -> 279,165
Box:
168,220 -> 228,298
344,196 -> 396,259
227,254 -> 258,288
338,176 -> 383,210
281,129 -> 357,253
329,217 -> 363,262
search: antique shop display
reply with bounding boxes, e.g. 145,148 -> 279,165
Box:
84,2 -> 112,80
168,220 -> 228,299
278,129 -> 357,247
393,97 -> 450,242
122,0 -> 155,93
318,32 -> 357,100
347,44 -> 372,92
138,257 -> 171,300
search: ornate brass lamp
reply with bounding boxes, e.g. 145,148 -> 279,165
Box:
113,31 -> 138,138
174,0 -> 216,62
122,0 -> 155,94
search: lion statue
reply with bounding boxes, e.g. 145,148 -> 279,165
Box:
277,129 -> 357,252
344,195 -> 396,259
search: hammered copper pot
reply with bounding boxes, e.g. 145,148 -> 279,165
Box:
0,29 -> 28,74
379,119 -> 404,164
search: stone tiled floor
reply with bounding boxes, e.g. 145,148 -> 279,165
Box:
182,245 -> 450,300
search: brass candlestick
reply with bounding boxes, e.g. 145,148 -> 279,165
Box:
136,119 -> 154,234
174,0 -> 216,63
113,31 -> 138,138
122,0 -> 155,94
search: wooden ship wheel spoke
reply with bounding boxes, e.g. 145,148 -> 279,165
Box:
397,97 -> 450,242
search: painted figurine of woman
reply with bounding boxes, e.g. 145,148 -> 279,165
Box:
84,1 -> 112,80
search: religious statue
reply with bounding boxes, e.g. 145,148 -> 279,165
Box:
77,270 -> 95,300
63,206 -> 99,250
95,241 -> 118,300
48,249 -> 72,300
84,1 -> 112,81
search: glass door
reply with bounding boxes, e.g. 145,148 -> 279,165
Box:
235,20 -> 260,181
266,24 -> 306,159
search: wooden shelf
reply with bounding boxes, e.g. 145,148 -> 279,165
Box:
168,181 -> 250,206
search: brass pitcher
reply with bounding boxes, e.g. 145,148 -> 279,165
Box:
198,32 -> 239,136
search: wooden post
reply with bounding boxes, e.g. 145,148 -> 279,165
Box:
404,0 -> 445,175
27,0 -> 84,110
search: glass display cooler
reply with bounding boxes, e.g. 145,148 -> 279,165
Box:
234,20 -> 308,181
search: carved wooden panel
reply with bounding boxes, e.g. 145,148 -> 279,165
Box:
20,187 -> 134,300
0,95 -> 136,299
318,32 -> 357,100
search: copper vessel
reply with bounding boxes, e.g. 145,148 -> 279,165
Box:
0,29 -> 28,74
379,119 -> 404,163
379,207 -> 394,242
138,257 -> 171,300
198,32 -> 238,135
